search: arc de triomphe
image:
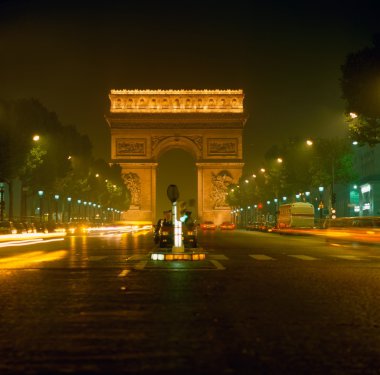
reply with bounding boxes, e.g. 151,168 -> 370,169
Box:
105,89 -> 248,224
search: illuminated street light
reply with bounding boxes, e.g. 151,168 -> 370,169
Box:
67,197 -> 72,222
54,195 -> 60,223
38,190 -> 44,222
349,112 -> 358,119
277,157 -> 283,163
260,168 -> 266,173
252,174 -> 257,178
33,135 -> 40,141
306,139 -> 313,146
352,141 -> 358,145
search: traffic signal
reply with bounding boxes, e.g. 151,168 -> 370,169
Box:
180,210 -> 192,223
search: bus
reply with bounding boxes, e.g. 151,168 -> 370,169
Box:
277,202 -> 315,229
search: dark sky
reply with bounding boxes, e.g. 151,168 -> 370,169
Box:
1,0 -> 379,173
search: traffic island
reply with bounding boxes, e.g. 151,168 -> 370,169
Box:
150,248 -> 207,261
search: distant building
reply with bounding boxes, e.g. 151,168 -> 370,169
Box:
351,143 -> 380,216
355,144 -> 380,216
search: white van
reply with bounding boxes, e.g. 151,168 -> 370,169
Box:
277,202 -> 315,229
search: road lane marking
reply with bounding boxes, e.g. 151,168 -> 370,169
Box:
288,255 -> 319,261
250,254 -> 275,260
209,254 -> 229,260
209,260 -> 225,270
118,269 -> 130,277
126,255 -> 147,261
332,255 -> 364,261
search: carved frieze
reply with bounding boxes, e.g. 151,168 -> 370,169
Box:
109,89 -> 244,113
210,170 -> 233,209
207,138 -> 238,156
116,138 -> 146,156
122,172 -> 141,208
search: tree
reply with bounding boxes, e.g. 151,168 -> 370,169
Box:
341,34 -> 380,145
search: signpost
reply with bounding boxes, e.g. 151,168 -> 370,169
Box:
167,184 -> 184,253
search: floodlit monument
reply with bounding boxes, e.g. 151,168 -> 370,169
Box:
105,89 -> 248,224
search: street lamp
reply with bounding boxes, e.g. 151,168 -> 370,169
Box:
318,187 -> 324,226
77,199 -> 82,218
54,194 -> 60,223
38,190 -> 44,222
67,197 -> 72,222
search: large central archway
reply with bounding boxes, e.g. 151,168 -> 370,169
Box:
105,89 -> 248,225
156,148 -> 197,222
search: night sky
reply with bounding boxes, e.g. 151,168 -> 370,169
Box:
1,0 -> 379,216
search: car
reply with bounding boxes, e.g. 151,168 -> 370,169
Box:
183,223 -> 198,248
13,221 -> 28,234
220,221 -> 236,230
200,221 -> 217,230
246,222 -> 260,231
155,220 -> 198,248
0,221 -> 17,234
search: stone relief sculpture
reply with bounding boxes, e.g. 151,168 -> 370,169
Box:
208,138 -> 237,155
123,172 -> 141,208
116,139 -> 146,156
210,171 -> 233,208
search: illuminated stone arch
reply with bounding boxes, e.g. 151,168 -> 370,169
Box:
106,89 -> 248,224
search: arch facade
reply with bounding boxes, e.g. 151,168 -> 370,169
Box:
105,89 -> 248,224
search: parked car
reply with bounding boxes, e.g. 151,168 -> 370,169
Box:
13,221 -> 28,234
246,222 -> 260,231
200,221 -> 217,230
220,221 -> 236,230
0,221 -> 17,234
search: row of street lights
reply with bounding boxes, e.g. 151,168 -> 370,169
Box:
37,191 -> 123,223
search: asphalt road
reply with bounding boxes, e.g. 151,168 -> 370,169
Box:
1,228 -> 380,374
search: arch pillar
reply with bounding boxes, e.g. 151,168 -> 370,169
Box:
119,162 -> 158,224
197,162 -> 244,223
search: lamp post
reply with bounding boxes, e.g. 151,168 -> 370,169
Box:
54,194 -> 59,223
318,186 -> 324,227
305,191 -> 310,202
38,190 -> 44,222
67,197 -> 72,222
77,199 -> 82,219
